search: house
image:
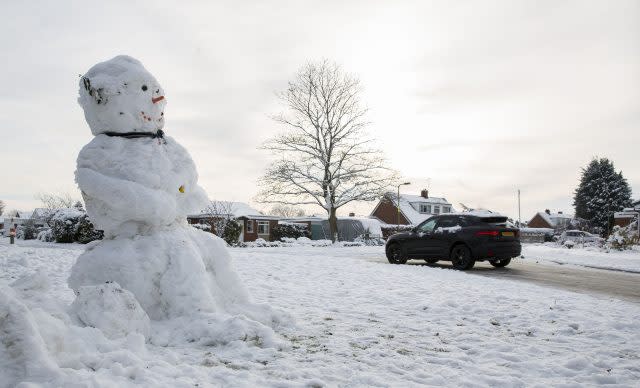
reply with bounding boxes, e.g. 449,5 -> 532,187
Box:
0,208 -> 49,235
278,216 -> 326,240
614,201 -> 640,228
527,210 -> 573,230
187,202 -> 280,242
370,189 -> 454,225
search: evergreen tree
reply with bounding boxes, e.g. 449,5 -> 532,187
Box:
573,158 -> 632,233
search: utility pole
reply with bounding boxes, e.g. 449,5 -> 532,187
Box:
397,182 -> 411,231
518,189 -> 521,227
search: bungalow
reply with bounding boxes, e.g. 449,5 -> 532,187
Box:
614,201 -> 640,228
370,189 -> 454,226
527,210 -> 573,231
187,202 -> 280,242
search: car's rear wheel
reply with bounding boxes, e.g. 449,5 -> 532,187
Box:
424,259 -> 439,264
450,245 -> 475,270
489,258 -> 511,268
386,243 -> 407,264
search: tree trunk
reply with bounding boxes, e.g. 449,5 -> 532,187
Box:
329,207 -> 338,243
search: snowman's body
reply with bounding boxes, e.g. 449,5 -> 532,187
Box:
76,134 -> 207,238
68,56 -> 282,336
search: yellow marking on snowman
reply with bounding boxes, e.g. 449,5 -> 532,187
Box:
178,185 -> 185,193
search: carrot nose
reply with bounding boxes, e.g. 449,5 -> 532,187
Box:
152,96 -> 165,104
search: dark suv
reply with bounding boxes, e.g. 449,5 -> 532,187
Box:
385,214 -> 521,270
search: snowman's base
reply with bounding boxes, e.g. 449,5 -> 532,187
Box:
68,225 -> 289,343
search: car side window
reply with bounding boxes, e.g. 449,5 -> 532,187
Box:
418,219 -> 437,233
435,217 -> 462,233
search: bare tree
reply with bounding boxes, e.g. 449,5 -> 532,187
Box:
0,200 -> 4,216
36,192 -> 78,210
258,60 -> 398,241
201,200 -> 236,238
5,209 -> 19,218
270,205 -> 306,218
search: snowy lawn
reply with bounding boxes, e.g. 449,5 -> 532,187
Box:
2,239 -> 640,387
522,243 -> 640,273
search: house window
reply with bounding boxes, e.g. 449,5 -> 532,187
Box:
257,221 -> 269,235
419,204 -> 431,214
246,220 -> 254,233
443,206 -> 451,213
433,206 -> 440,215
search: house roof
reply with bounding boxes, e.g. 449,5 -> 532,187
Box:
534,212 -> 573,227
374,192 -> 454,225
191,201 -> 280,220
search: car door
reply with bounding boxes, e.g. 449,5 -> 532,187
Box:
405,217 -> 439,257
432,216 -> 462,258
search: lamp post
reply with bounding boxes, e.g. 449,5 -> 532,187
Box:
397,182 -> 411,231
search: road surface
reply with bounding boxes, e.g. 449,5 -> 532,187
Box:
363,256 -> 640,304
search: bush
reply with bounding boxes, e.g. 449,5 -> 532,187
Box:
222,219 -> 242,246
50,208 -> 103,244
381,225 -> 414,240
51,209 -> 83,243
606,223 -> 639,251
75,214 -> 104,244
272,223 -> 311,241
16,219 -> 38,240
37,228 -> 54,242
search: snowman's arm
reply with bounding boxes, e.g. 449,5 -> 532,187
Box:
76,167 -> 176,224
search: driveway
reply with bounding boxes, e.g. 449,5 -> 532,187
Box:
364,256 -> 640,304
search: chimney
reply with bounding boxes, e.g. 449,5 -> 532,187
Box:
421,189 -> 429,198
348,212 -> 355,217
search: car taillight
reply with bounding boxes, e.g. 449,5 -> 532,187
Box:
475,231 -> 499,237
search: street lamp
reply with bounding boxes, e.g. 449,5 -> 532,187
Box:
397,182 -> 411,230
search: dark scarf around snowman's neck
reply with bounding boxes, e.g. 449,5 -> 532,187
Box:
102,129 -> 166,143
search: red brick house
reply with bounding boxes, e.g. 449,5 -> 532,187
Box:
527,210 -> 572,230
370,190 -> 454,226
614,201 -> 640,227
188,202 -> 280,242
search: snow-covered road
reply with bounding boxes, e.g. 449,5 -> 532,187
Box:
1,240 -> 640,387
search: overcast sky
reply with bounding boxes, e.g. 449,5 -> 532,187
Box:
1,0 -> 638,221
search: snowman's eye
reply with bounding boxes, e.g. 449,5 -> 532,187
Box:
141,85 -> 148,91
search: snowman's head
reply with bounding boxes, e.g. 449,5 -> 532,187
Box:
78,55 -> 167,135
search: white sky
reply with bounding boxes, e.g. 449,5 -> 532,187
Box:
1,0 -> 638,221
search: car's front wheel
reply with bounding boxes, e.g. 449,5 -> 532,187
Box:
450,245 -> 475,270
386,243 -> 407,264
489,258 -> 511,268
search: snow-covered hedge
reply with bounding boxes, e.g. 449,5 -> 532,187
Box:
272,223 -> 311,241
240,237 -> 363,248
37,228 -> 54,242
606,223 -> 639,251
381,225 -> 413,240
16,220 -> 38,240
50,208 -> 103,244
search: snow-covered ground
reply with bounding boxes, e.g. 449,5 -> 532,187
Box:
2,238 -> 640,387
523,243 -> 640,273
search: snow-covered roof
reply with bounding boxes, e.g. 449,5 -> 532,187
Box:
191,202 -> 280,220
536,212 -> 573,227
16,210 -> 33,220
377,192 -> 454,225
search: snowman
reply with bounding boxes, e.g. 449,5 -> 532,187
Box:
68,56 -> 284,344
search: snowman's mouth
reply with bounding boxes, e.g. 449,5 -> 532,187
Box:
152,96 -> 165,104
